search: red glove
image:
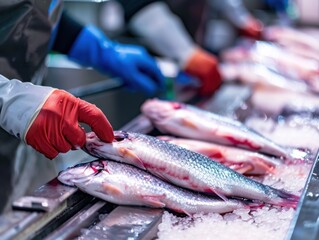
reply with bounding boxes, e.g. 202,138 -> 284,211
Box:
25,89 -> 114,159
184,48 -> 222,96
239,17 -> 263,39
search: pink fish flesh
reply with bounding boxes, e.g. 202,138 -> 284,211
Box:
158,136 -> 281,175
141,98 -> 289,159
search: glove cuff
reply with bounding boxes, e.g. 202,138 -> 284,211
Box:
23,89 -> 56,142
184,48 -> 222,96
0,75 -> 54,140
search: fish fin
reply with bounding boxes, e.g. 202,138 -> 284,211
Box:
142,195 -> 166,208
211,188 -> 228,201
118,147 -> 146,170
172,208 -> 193,217
102,183 -> 124,195
234,163 -> 254,175
181,118 -> 198,129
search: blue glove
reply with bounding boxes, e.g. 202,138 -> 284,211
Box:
68,26 -> 165,96
265,0 -> 289,13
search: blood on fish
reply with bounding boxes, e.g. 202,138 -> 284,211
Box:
172,102 -> 183,109
204,188 -> 216,194
146,164 -> 189,181
144,163 -> 167,172
209,151 -> 224,159
224,135 -> 261,150
182,175 -> 190,181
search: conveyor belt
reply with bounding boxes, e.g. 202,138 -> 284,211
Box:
0,84 -> 318,240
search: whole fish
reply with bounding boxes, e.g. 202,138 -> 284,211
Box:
58,160 -> 247,215
141,98 -> 289,158
158,136 -> 280,175
264,26 -> 319,60
85,131 -> 299,208
221,41 -> 319,83
221,63 -> 310,93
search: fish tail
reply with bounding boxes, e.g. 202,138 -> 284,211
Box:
285,147 -> 312,164
240,199 -> 264,210
271,189 -> 300,208
248,201 -> 265,210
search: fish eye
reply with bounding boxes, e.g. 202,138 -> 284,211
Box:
90,160 -> 105,172
114,131 -> 129,141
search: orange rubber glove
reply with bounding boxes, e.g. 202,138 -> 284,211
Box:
25,89 -> 114,159
239,16 -> 263,39
184,48 -> 222,96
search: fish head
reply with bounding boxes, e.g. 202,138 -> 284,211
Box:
84,131 -> 130,159
58,160 -> 106,186
85,131 -> 145,169
141,98 -> 185,122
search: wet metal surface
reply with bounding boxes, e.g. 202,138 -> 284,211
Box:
78,206 -> 163,240
286,153 -> 319,240
0,179 -> 94,240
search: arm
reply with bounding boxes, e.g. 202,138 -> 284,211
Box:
124,1 -> 221,96
0,75 -> 113,159
210,0 -> 263,38
52,12 -> 164,96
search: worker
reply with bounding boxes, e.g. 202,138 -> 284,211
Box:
115,0 -> 263,96
0,0 -> 164,213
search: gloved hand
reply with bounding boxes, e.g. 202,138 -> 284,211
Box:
25,89 -> 114,159
239,16 -> 263,39
68,26 -> 165,96
265,0 -> 289,13
183,48 -> 222,96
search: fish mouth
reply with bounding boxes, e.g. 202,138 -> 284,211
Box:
58,160 -> 107,186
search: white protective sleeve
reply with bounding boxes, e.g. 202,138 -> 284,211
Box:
209,0 -> 251,28
129,2 -> 196,68
0,75 -> 54,140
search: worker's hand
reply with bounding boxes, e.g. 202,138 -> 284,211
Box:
68,26 -> 165,96
239,16 -> 263,39
105,43 -> 165,95
184,48 -> 222,96
25,89 -> 114,159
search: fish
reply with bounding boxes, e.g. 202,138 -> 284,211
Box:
58,159 -> 247,215
220,63 -> 310,93
84,131 -> 299,208
157,136 -> 280,175
141,98 -> 289,159
251,87 -> 319,116
221,41 -> 319,83
264,26 -> 319,61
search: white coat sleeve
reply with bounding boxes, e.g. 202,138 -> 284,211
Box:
209,0 -> 251,28
0,75 -> 54,140
129,2 -> 196,68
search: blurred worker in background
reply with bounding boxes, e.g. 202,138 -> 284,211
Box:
115,0 -> 263,96
0,0 -> 164,213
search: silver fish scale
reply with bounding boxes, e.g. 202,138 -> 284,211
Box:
129,132 -> 270,196
187,105 -> 282,150
98,160 -> 243,213
142,100 -> 288,158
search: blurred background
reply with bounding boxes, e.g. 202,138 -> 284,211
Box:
45,0 -> 319,130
